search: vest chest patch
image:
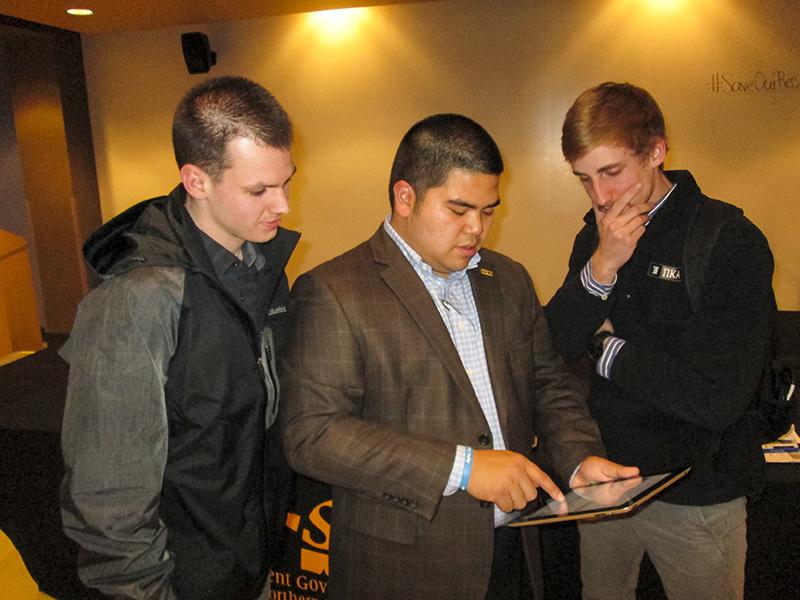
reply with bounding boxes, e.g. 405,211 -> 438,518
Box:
648,262 -> 683,282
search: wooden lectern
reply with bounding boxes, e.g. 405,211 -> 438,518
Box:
0,230 -> 45,366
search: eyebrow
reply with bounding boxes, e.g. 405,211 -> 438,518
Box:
447,198 -> 502,210
572,162 -> 623,177
247,165 -> 298,190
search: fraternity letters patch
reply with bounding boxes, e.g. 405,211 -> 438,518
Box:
648,262 -> 683,282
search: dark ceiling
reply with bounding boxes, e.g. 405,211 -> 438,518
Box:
0,0 -> 439,34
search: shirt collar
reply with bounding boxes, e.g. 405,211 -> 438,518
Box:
382,215 -> 480,284
646,181 -> 677,223
195,226 -> 265,276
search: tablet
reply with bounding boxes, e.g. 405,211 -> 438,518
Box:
507,467 -> 691,528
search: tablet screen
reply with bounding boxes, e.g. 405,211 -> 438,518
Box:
507,468 -> 690,527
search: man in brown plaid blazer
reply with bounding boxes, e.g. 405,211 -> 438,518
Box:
280,114 -> 638,600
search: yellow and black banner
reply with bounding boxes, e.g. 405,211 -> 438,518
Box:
271,476 -> 331,599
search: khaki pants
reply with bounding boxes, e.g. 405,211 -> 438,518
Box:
579,497 -> 747,600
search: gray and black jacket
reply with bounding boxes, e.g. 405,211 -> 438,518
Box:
60,184 -> 299,599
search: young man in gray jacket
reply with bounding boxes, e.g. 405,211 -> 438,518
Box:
60,76 -> 299,599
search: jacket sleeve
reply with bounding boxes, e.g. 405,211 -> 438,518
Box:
278,272 -> 455,522
525,269 -> 606,483
60,268 -> 182,599
610,218 -> 775,432
544,225 -> 610,360
544,271 -> 613,360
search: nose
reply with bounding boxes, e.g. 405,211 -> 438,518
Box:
270,186 -> 290,216
465,211 -> 485,237
591,179 -> 613,208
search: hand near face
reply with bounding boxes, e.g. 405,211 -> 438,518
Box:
590,181 -> 650,284
466,450 -> 565,512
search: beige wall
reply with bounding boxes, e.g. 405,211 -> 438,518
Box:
4,26 -> 94,333
82,0 -> 800,309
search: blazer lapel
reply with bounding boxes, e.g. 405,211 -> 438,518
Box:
369,227 -> 484,417
469,259 -> 513,435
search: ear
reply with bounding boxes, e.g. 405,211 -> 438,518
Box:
648,138 -> 667,168
180,163 -> 212,200
392,180 -> 417,218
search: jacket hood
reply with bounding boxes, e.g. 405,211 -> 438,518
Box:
84,185 -> 301,284
84,185 -> 194,281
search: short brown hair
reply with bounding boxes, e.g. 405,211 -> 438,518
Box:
389,113 -> 503,208
172,76 -> 292,181
561,82 -> 667,163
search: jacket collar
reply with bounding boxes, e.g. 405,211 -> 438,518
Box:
84,184 -> 300,283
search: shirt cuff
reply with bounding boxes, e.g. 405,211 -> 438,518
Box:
596,336 -> 625,379
581,260 -> 616,300
443,445 -> 467,496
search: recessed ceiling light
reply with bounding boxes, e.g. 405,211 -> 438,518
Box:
66,8 -> 94,16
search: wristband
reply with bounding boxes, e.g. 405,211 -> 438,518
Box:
460,446 -> 473,491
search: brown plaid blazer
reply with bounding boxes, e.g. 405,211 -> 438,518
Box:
280,226 -> 604,600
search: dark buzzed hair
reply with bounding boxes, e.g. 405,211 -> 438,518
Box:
561,82 -> 667,163
172,76 -> 292,181
388,113 -> 503,208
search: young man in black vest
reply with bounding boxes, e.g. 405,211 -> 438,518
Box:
545,82 -> 775,599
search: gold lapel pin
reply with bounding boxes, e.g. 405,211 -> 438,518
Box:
480,268 -> 493,277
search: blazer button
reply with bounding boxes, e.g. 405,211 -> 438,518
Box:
479,500 -> 493,509
382,492 -> 392,501
478,433 -> 491,447
531,435 -> 539,449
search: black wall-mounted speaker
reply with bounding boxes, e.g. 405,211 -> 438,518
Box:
181,32 -> 217,74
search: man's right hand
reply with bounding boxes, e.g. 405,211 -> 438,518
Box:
466,449 -> 564,512
590,181 -> 649,284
